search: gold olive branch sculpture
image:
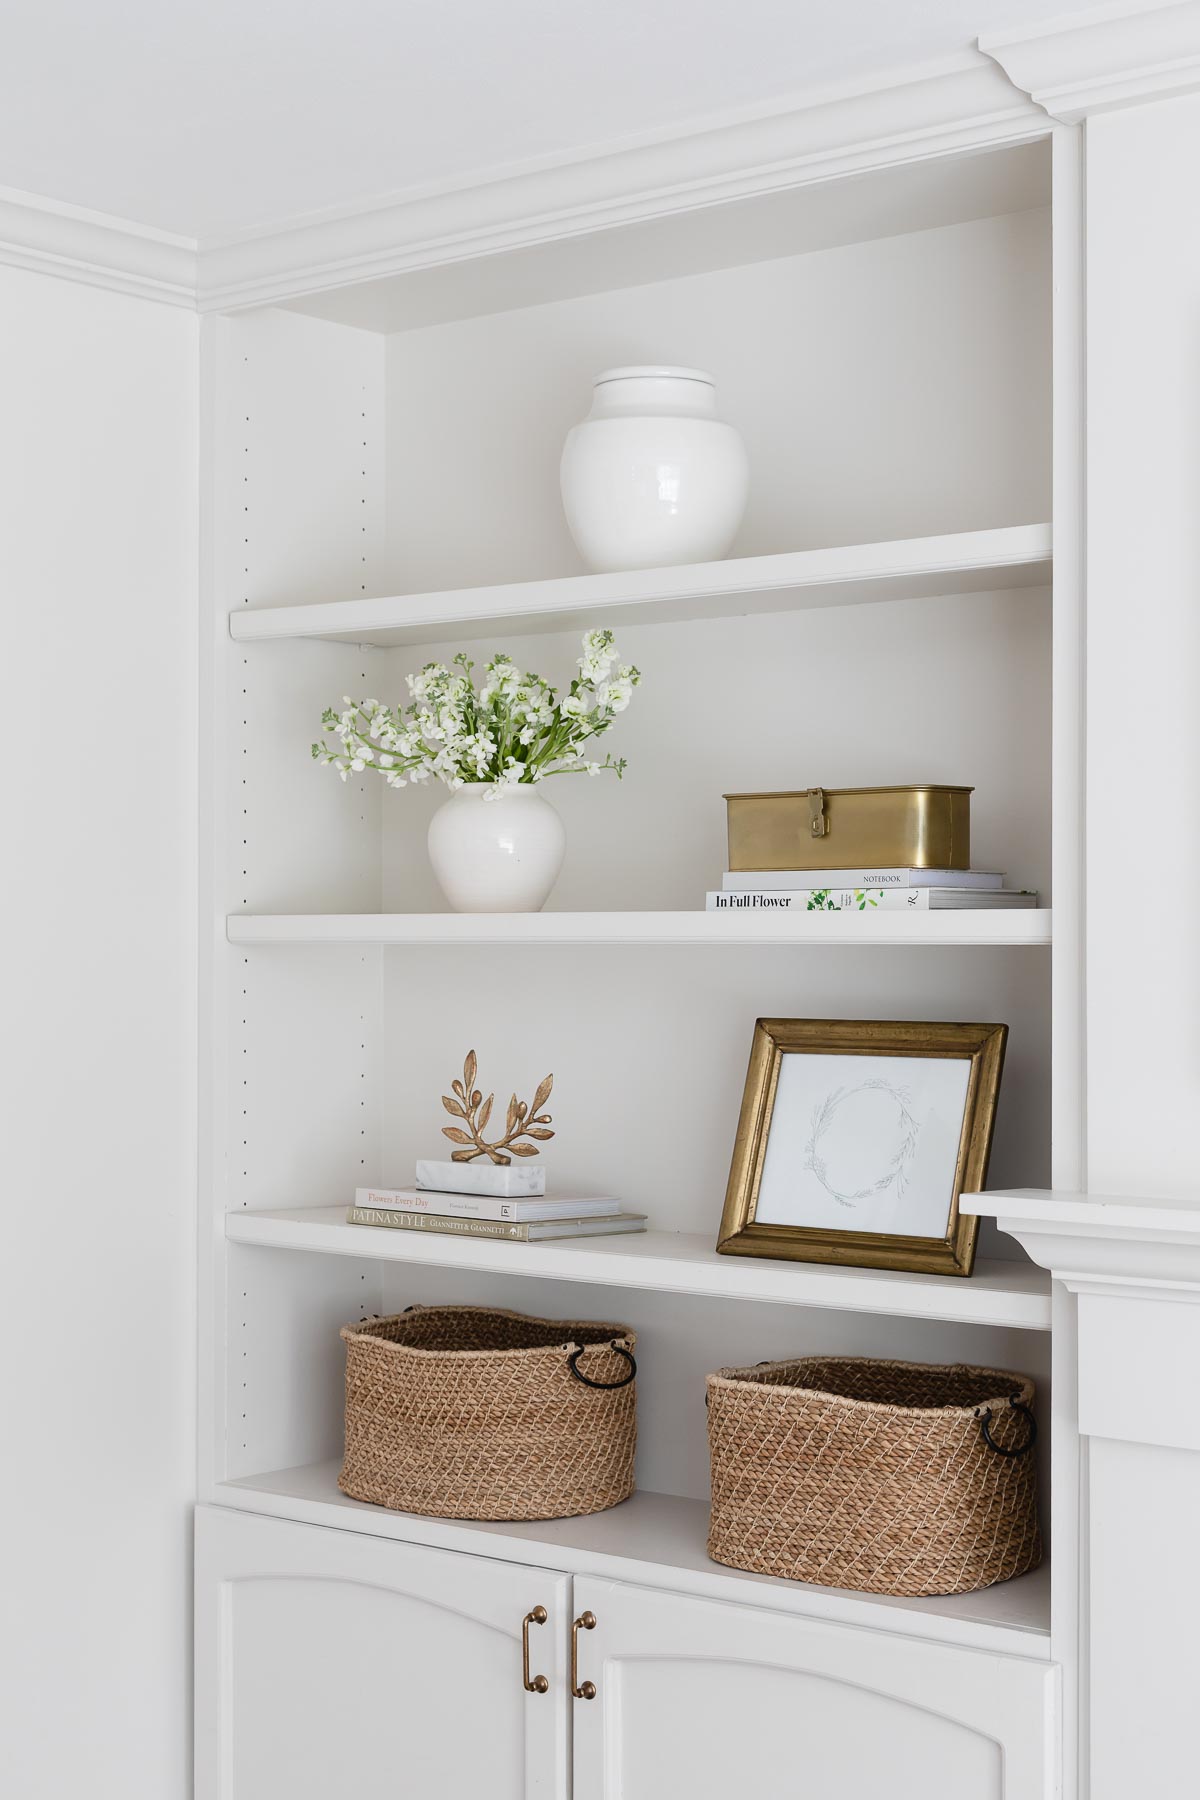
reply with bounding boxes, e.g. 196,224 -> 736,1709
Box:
441,1050 -> 555,1165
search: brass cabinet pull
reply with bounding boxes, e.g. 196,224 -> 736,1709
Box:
571,1611 -> 597,1700
522,1606 -> 549,1694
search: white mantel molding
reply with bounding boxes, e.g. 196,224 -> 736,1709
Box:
980,0 -> 1200,123
963,1188 -> 1200,1292
968,1190 -> 1200,1454
0,184 -> 197,307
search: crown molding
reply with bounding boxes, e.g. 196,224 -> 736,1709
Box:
8,14 -> 1200,313
0,184 -> 197,307
195,54 -> 1044,313
980,1 -> 1200,123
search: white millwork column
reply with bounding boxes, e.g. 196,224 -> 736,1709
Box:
1081,89 -> 1200,1202
984,10 -> 1200,1211
1075,80 -> 1200,1800
977,12 -> 1200,1791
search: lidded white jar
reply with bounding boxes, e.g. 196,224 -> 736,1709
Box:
560,366 -> 749,573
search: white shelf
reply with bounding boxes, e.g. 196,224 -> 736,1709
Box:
213,1461 -> 1051,1660
226,1208 -> 1053,1329
226,909 -> 1052,948
227,523 -> 1052,648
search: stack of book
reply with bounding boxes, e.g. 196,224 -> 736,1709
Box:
705,867 -> 1037,912
349,1159 -> 646,1242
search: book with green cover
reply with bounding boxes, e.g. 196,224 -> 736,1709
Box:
706,888 -> 1036,911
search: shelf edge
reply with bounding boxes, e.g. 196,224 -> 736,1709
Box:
224,1211 -> 1053,1329
228,524 -> 1053,645
224,910 -> 1054,949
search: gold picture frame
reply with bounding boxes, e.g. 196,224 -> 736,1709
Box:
716,1019 -> 1008,1277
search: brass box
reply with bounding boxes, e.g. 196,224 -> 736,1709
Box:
724,785 -> 973,873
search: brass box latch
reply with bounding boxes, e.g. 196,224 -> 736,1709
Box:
807,788 -> 827,839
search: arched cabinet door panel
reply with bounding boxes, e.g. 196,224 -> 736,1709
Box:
570,1577 -> 1057,1800
195,1508 -> 570,1800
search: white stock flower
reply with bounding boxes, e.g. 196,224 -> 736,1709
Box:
580,628 -> 615,664
318,626 -> 638,794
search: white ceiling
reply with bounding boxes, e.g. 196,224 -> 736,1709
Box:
0,0 -> 1086,243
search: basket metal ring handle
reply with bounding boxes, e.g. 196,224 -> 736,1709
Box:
976,1396 -> 1038,1457
567,1340 -> 637,1390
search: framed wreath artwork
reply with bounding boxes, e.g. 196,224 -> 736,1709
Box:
716,1019 -> 1008,1277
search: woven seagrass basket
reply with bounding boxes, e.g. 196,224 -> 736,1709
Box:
707,1356 -> 1041,1597
340,1304 -> 637,1522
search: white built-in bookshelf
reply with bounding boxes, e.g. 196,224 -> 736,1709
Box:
201,123 -> 1068,1704
172,24 -> 1200,1797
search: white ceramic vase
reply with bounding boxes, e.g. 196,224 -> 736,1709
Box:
560,366 -> 749,573
427,783 -> 566,913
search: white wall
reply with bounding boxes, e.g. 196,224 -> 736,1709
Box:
0,265 -> 197,1798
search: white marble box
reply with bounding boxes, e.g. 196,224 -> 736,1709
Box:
415,1158 -> 547,1197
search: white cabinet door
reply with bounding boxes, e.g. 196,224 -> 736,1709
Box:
195,1507 -> 570,1800
570,1577 -> 1057,1800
